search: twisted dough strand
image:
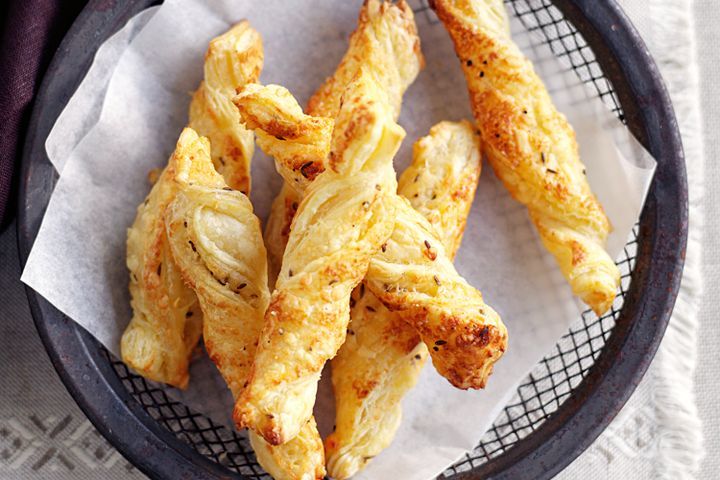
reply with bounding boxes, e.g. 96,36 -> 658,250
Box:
432,0 -> 620,315
121,22 -> 263,387
235,85 -> 506,391
122,157 -> 203,389
234,72 -> 404,446
164,129 -> 325,480
308,0 -> 424,119
326,121 -> 483,479
188,21 -> 263,193
165,129 -> 270,398
262,0 -> 423,285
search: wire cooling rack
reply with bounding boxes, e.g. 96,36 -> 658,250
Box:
100,0 -> 639,477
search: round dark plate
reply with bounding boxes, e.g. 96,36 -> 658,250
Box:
17,1 -> 686,479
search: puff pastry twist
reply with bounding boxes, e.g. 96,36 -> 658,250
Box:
235,85 -> 507,391
326,121 -> 483,479
432,0 -> 620,315
121,21 -> 263,388
308,0 -> 423,123
262,0 -> 423,284
165,128 -> 325,480
233,71 -> 404,446
122,158 -> 203,389
188,20 -> 263,193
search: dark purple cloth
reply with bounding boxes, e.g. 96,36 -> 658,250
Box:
0,0 -> 85,230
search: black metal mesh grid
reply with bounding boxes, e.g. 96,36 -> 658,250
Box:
106,0 -> 636,477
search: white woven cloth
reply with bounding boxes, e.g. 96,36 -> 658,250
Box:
559,0 -> 706,477
0,0 -> 710,478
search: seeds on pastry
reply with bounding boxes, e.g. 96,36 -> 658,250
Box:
299,161 -> 313,177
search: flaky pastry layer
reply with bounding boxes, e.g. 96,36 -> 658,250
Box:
233,72 -> 404,446
165,128 -> 325,480
326,121 -> 483,479
432,0 -> 620,315
188,21 -> 263,193
234,84 -> 507,392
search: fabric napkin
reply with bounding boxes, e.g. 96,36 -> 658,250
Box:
0,0 -> 85,230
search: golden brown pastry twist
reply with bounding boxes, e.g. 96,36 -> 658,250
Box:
233,71 -> 404,446
164,128 -> 325,480
242,83 -> 333,285
257,4 -> 426,469
325,120 -> 482,479
121,21 -> 263,388
188,20 -> 263,193
122,157 -> 203,389
234,84 -> 507,391
432,0 -> 620,315
308,0 -> 423,120
261,0 -> 423,284
263,183 -> 301,287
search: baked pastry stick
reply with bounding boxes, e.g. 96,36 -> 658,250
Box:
235,85 -> 506,390
308,0 -> 423,123
164,129 -> 325,480
432,0 -> 620,315
263,0 -> 423,283
326,121 -> 482,479
234,71 -> 404,446
120,22 -> 263,388
188,20 -> 263,194
122,154 -> 203,389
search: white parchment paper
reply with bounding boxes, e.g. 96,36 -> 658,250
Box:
22,1 -> 656,479
45,6 -> 159,173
